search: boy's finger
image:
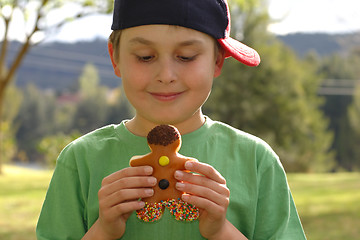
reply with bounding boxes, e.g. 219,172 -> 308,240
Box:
102,166 -> 153,185
100,176 -> 157,196
176,182 -> 229,207
184,161 -> 226,184
174,170 -> 229,196
109,200 -> 146,218
181,193 -> 225,217
100,188 -> 154,209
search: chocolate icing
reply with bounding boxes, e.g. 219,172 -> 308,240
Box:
147,125 -> 180,146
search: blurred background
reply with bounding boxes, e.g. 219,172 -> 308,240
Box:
0,0 -> 359,239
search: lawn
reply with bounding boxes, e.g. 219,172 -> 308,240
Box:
288,173 -> 360,240
0,165 -> 52,240
1,165 -> 359,240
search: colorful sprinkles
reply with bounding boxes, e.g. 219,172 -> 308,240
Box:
136,198 -> 199,222
136,202 -> 164,222
164,198 -> 200,221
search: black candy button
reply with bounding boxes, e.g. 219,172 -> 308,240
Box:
158,179 -> 170,190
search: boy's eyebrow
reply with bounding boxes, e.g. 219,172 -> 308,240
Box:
129,37 -> 153,46
129,37 -> 204,47
178,39 -> 204,47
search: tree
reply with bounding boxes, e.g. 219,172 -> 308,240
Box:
346,83 -> 360,170
79,62 -> 101,98
204,0 -> 334,172
318,47 -> 360,170
11,63 -> 132,167
38,131 -> 80,168
73,63 -> 109,133
0,83 -> 22,172
105,87 -> 133,125
0,0 -> 113,173
15,83 -> 56,160
340,49 -> 360,171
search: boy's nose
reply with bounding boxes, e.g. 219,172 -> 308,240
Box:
156,59 -> 177,84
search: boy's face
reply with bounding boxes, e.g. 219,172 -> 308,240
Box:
110,25 -> 224,130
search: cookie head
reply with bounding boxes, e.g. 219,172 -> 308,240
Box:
147,125 -> 181,152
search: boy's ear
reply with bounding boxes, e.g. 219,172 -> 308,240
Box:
214,48 -> 226,78
108,42 -> 121,77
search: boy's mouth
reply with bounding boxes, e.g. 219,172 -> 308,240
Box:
150,92 -> 184,101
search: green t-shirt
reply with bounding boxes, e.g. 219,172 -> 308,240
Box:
37,118 -> 306,239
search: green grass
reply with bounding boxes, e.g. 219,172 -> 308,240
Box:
0,165 -> 52,240
288,173 -> 360,240
1,165 -> 359,240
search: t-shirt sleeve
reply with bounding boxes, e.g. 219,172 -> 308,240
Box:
36,144 -> 87,240
253,156 -> 307,240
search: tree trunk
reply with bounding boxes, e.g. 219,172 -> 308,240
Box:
0,85 -> 5,174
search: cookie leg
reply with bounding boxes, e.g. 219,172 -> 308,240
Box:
165,198 -> 200,222
136,202 -> 164,222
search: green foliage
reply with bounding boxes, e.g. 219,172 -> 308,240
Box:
3,84 -> 23,122
15,84 -> 57,157
229,0 -> 260,12
206,41 -> 334,172
79,63 -> 101,98
348,85 -> 360,134
11,63 -> 132,167
75,63 -> 108,133
319,54 -> 356,79
105,88 -> 134,125
343,84 -> 360,171
318,47 -> 360,171
0,0 -> 114,173
0,121 -> 17,164
204,2 -> 334,172
37,131 -> 81,168
0,84 -> 22,164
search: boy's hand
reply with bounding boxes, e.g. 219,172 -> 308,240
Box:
87,166 -> 156,240
174,161 -> 232,239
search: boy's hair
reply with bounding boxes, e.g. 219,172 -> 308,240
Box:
109,30 -> 121,62
110,0 -> 260,66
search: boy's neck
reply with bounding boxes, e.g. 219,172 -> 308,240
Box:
125,111 -> 206,137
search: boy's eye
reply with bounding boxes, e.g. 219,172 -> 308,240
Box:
178,55 -> 196,62
137,55 -> 154,62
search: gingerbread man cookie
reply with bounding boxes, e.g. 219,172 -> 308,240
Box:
130,125 -> 199,222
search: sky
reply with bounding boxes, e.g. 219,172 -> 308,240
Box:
268,0 -> 360,35
2,0 -> 360,43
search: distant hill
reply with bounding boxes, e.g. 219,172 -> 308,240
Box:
8,39 -> 119,90
7,32 -> 360,90
277,32 -> 360,57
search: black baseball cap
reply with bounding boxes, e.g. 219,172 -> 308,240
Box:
111,0 -> 260,67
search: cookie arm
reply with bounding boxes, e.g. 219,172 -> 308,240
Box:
129,154 -> 152,167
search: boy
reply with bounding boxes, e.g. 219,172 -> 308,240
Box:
37,0 -> 307,239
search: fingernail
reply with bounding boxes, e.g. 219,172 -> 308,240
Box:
185,161 -> 193,169
176,182 -> 185,190
138,201 -> 145,208
174,170 -> 183,179
145,166 -> 153,174
148,177 -> 157,185
145,189 -> 154,196
182,194 -> 190,201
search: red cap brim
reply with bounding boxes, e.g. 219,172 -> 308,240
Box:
218,37 -> 261,67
